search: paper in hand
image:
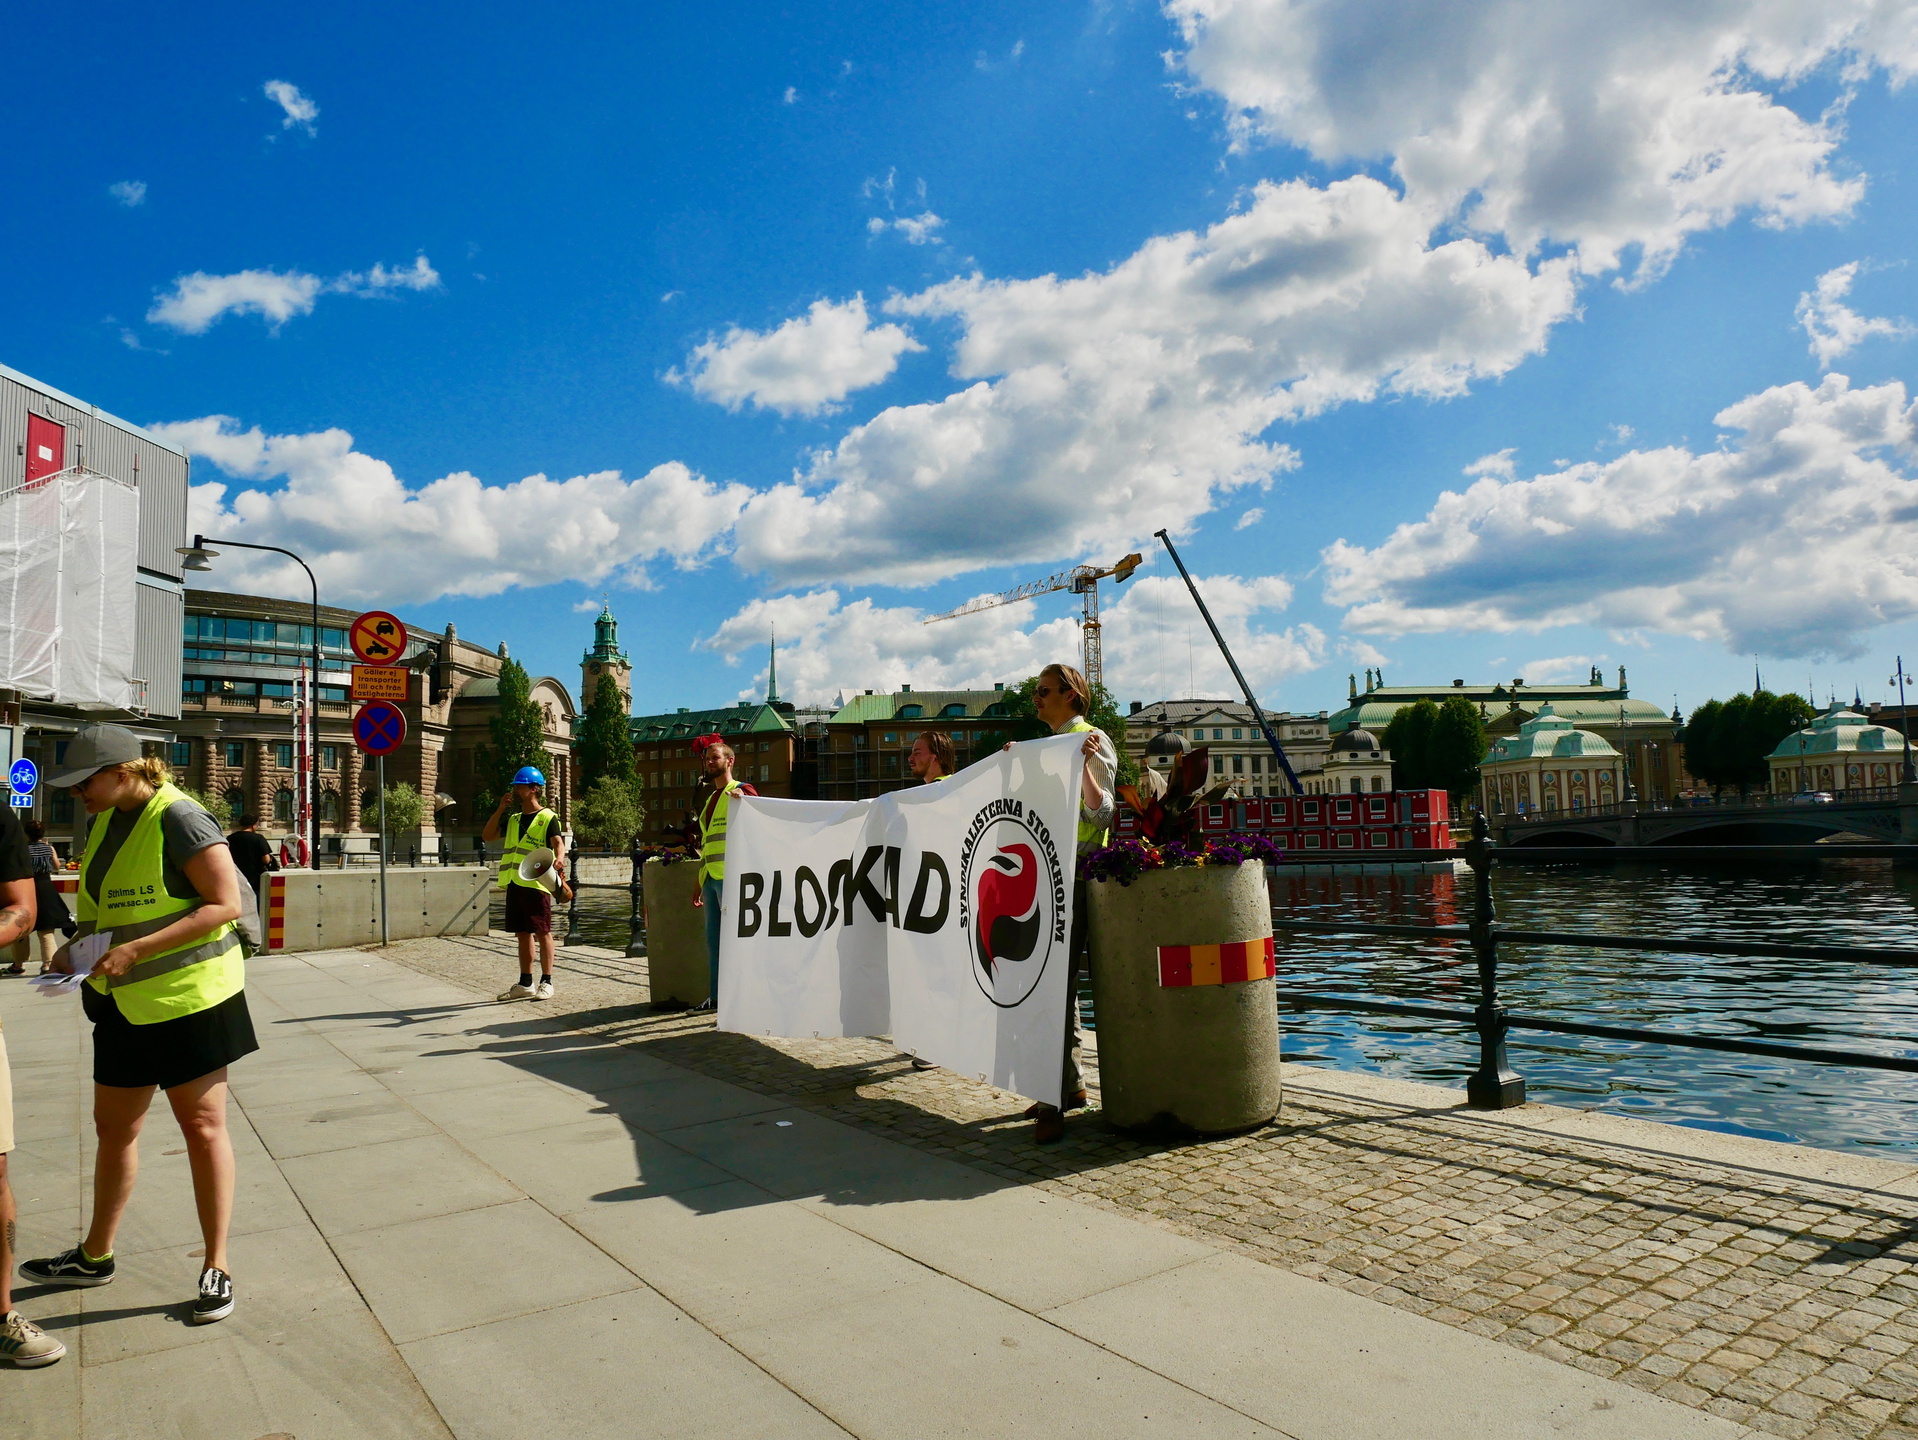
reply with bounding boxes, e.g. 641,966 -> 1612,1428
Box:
31,932 -> 110,997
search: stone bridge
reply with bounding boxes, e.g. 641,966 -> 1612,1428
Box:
1490,784 -> 1918,847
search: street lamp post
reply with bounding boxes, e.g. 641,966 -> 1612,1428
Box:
177,534 -> 322,868
1893,657 -> 1916,787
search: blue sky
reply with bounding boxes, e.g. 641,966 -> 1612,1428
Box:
8,2 -> 1918,719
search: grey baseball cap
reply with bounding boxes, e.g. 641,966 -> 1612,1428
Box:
48,724 -> 145,787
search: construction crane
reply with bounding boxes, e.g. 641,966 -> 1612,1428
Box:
923,553 -> 1143,688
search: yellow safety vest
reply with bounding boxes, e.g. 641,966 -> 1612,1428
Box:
497,808 -> 558,890
1065,718 -> 1111,851
698,780 -> 744,886
77,783 -> 245,1026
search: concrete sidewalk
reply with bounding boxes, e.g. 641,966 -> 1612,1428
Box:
2,948 -> 1747,1439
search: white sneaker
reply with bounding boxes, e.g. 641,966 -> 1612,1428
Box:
496,982 -> 535,1002
533,979 -> 554,1000
0,1310 -> 66,1366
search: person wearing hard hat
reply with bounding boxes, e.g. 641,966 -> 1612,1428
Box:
689,736 -> 754,1013
19,724 -> 252,1331
483,766 -> 566,1001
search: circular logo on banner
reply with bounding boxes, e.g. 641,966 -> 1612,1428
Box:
958,801 -> 1067,1009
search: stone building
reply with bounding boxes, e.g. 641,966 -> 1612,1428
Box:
579,603 -> 632,709
169,591 -> 576,857
815,685 -> 1022,801
629,701 -> 796,841
1479,705 -> 1625,815
1767,702 -> 1910,794
1124,700 -> 1331,795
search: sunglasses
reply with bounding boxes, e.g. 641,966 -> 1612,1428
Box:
1034,685 -> 1059,698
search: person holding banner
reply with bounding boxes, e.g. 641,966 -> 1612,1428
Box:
1024,664 -> 1115,1143
690,737 -> 755,1012
907,731 -> 955,784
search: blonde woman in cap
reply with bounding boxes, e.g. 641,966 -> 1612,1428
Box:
19,725 -> 252,1327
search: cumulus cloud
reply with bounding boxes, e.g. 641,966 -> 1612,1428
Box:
1512,654 -> 1599,684
151,417 -> 751,605
671,296 -> 923,418
734,176 -> 1575,587
1236,507 -> 1265,529
1322,374 -> 1918,658
869,212 -> 946,245
1796,262 -> 1912,368
264,80 -> 318,134
109,180 -> 146,207
146,255 -> 440,334
700,571 -> 1322,706
1167,0 -> 1913,281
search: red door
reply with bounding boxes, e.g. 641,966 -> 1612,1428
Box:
25,414 -> 64,484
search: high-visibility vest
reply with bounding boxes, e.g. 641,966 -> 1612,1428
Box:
77,783 -> 245,1026
497,808 -> 558,890
698,780 -> 744,886
1065,717 -> 1111,852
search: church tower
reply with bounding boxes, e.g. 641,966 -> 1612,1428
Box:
580,603 -> 632,712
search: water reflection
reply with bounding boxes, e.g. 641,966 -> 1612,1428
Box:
1274,859 -> 1918,1156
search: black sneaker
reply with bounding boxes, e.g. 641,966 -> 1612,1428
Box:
19,1247 -> 115,1288
192,1267 -> 233,1325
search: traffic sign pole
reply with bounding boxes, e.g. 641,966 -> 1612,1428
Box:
378,755 -> 389,946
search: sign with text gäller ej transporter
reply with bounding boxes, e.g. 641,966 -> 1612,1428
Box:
351,665 -> 409,702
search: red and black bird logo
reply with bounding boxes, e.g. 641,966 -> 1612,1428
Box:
974,843 -> 1041,978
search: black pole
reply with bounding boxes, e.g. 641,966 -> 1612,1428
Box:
562,845 -> 583,947
626,834 -> 646,958
1152,529 -> 1305,794
1897,656 -> 1915,785
1463,811 -> 1525,1107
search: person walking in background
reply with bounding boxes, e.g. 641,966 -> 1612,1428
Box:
226,814 -> 277,915
22,818 -> 72,976
908,730 -> 955,784
484,767 -> 565,1002
0,801 -> 64,1366
689,737 -> 754,1013
20,724 -> 252,1328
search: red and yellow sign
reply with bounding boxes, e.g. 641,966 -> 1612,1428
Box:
350,610 -> 408,666
351,665 -> 409,702
1157,937 -> 1277,988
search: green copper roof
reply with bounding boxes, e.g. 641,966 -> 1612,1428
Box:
629,701 -> 790,741
1766,703 -> 1906,760
827,688 -> 1015,724
1484,704 -> 1621,762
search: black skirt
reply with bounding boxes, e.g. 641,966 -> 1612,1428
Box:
82,985 -> 259,1090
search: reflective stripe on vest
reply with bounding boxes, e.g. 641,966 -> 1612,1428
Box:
497,808 -> 558,890
78,783 -> 245,1026
698,780 -> 743,886
1065,718 -> 1111,851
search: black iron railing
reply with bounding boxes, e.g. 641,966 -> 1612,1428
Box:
1273,814 -> 1918,1107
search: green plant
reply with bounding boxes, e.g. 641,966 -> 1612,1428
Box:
572,776 -> 646,849
1429,695 -> 1488,802
173,785 -> 231,825
377,781 -> 425,834
1683,690 -> 1815,794
476,656 -> 546,812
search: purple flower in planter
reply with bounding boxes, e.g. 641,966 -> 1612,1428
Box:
1079,832 -> 1285,884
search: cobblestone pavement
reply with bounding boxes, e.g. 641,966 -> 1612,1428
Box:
384,933 -> 1918,1440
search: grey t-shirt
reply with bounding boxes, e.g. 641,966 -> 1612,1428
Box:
84,798 -> 229,905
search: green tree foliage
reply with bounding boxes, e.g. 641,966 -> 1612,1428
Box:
476,656 -> 547,812
1682,690 -> 1816,794
377,781 -> 425,835
173,785 -> 231,825
1429,695 -> 1489,802
576,672 -> 636,792
572,776 -> 646,849
1382,699 -> 1440,790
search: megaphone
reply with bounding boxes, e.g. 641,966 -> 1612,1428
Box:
517,847 -> 561,893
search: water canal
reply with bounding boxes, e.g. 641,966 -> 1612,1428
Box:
540,856 -> 1918,1158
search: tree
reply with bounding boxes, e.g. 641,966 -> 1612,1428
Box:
576,670 -> 636,792
174,785 -> 231,825
1383,699 -> 1440,790
1428,695 -> 1489,802
378,781 -> 425,835
573,775 -> 646,849
477,656 -> 546,813
1682,690 -> 1814,794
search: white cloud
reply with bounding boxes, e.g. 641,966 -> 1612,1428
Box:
109,180 -> 146,208
700,571 -> 1323,707
1322,374 -> 1918,659
733,175 -> 1575,587
146,256 -> 441,334
1235,507 -> 1265,529
783,86 -> 798,104
870,212 -> 946,245
152,417 -> 751,606
264,80 -> 318,135
1512,654 -> 1599,685
1167,0 -> 1914,281
671,296 -> 923,418
1796,261 -> 1912,367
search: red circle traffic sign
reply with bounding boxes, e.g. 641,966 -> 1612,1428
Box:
353,701 -> 408,757
350,611 -> 408,666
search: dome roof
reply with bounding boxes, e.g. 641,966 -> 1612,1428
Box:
1145,725 -> 1189,756
1332,727 -> 1379,753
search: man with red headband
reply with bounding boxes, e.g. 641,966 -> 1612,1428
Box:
689,735 -> 755,1012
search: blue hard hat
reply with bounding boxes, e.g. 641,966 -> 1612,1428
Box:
512,766 -> 546,787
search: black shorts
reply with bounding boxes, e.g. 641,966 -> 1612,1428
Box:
502,884 -> 552,935
82,985 -> 259,1091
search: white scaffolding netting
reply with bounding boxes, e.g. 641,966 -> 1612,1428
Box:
0,466 -> 141,710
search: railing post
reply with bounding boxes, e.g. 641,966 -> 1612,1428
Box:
625,835 -> 647,958
1463,810 -> 1526,1108
562,847 -> 583,947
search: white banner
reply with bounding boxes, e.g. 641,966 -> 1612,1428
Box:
719,733 -> 1084,1108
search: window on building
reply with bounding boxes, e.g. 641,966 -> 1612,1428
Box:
1231,728 -> 1242,740
1212,728 -> 1223,740
321,745 -> 340,770
224,742 -> 246,767
321,791 -> 341,823
168,742 -> 192,768
51,790 -> 75,824
758,765 -> 770,782
318,686 -> 348,703
275,743 -> 294,768
883,732 -> 897,744
224,788 -> 246,819
897,705 -> 923,719
1371,777 -> 1384,792
1231,756 -> 1243,774
273,789 -> 294,823
1212,755 -> 1224,774
1249,756 -> 1262,774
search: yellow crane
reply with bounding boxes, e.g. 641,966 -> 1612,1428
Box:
922,553 -> 1143,688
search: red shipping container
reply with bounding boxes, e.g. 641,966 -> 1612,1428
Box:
1332,829 -> 1360,850
1364,828 -> 1395,849
1296,797 -> 1325,827
1329,796 -> 1362,828
1398,821 -> 1453,850
1200,802 -> 1231,835
1267,796 -> 1292,826
1363,795 -> 1393,824
1294,829 -> 1327,852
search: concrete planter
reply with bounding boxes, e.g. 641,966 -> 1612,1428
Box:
1086,861 -> 1281,1135
642,858 -> 707,1006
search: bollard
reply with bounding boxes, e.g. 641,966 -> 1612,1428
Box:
625,836 -> 646,957
1464,811 -> 1526,1108
408,845 -> 417,867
